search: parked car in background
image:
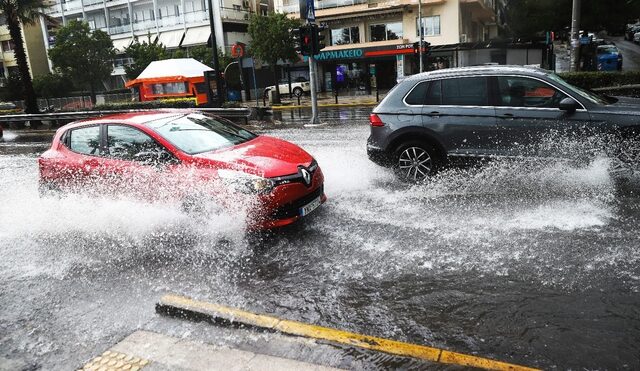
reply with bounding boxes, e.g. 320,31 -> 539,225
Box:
38,111 -> 326,229
625,24 -> 640,40
367,66 -> 640,181
597,44 -> 623,71
264,78 -> 310,98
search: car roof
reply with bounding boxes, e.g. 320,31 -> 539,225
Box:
61,109 -> 196,130
402,65 -> 552,82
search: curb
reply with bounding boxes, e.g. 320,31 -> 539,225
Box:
156,294 -> 540,371
271,102 -> 378,110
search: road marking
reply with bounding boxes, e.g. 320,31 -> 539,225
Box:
79,350 -> 150,371
157,294 -> 540,371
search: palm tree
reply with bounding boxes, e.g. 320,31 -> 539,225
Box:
0,0 -> 47,116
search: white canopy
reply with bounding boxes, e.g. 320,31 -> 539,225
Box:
158,30 -> 184,48
134,58 -> 213,80
181,26 -> 210,47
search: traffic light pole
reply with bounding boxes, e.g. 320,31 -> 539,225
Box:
309,54 -> 320,125
418,0 -> 423,73
570,0 -> 581,72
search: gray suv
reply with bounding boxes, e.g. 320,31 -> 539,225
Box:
367,65 -> 640,181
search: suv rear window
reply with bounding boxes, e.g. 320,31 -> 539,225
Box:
405,82 -> 428,105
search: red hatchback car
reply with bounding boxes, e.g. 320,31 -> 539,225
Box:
38,111 -> 326,229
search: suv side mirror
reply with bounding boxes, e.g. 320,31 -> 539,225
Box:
559,97 -> 580,113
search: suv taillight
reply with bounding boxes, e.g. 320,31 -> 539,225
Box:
370,114 -> 384,127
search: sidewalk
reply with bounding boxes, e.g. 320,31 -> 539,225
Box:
79,331 -> 343,371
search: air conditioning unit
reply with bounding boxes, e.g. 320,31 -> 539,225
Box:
242,0 -> 249,8
460,34 -> 468,43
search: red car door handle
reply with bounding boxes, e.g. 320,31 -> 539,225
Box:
83,159 -> 100,166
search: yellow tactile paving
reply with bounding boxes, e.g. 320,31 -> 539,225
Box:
78,350 -> 150,371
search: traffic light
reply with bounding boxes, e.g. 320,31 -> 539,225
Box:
301,26 -> 313,56
293,26 -> 313,56
292,27 -> 303,53
311,24 -> 327,55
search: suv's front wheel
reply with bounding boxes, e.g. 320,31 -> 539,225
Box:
394,141 -> 441,182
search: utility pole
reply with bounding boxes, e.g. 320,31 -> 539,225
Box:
207,0 -> 224,106
570,0 -> 581,72
418,0 -> 423,73
309,52 -> 319,125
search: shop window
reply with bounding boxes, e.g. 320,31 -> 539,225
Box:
331,26 -> 359,45
369,22 -> 402,42
417,15 -> 440,36
1,40 -> 15,52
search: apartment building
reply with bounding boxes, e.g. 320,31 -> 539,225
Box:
45,0 -> 269,89
276,0 -> 502,91
0,13 -> 50,86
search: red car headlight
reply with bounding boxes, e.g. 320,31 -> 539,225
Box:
217,169 -> 275,194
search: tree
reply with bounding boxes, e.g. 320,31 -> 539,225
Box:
33,73 -> 74,98
124,35 -> 167,80
0,0 -> 48,116
189,45 -> 233,71
248,12 -> 299,104
48,20 -> 115,104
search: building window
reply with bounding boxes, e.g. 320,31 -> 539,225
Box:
369,22 -> 402,42
1,40 -> 15,52
417,15 -> 440,36
331,26 -> 359,45
233,4 -> 242,10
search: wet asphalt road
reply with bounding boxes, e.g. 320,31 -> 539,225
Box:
1,107 -> 640,370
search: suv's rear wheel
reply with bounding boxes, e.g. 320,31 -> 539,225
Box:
394,141 -> 441,182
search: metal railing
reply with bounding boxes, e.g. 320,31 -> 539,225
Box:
132,20 -> 156,31
184,10 -> 208,23
157,15 -> 183,28
219,7 -> 252,22
109,24 -> 131,35
281,0 -> 367,13
62,0 -> 83,11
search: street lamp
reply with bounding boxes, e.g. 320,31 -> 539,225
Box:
207,0 -> 224,106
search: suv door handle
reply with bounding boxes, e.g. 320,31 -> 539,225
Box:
426,111 -> 440,117
499,113 -> 515,119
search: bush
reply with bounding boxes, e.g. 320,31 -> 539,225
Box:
91,98 -> 197,111
558,71 -> 640,89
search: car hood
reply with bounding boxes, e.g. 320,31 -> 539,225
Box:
192,135 -> 313,178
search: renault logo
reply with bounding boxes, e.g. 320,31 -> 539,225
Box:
299,167 -> 312,186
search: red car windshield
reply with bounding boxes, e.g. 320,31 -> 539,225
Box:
146,113 -> 256,154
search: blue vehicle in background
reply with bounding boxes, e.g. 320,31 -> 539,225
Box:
597,44 -> 623,71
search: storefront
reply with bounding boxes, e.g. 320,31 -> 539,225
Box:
308,43 -> 416,93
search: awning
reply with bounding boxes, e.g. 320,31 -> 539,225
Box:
181,26 -> 210,47
158,30 -> 184,48
112,37 -> 133,53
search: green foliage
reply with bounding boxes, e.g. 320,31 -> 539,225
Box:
247,13 -> 299,66
124,35 -> 168,80
48,20 -> 116,101
0,70 -> 24,101
172,49 -> 186,59
33,73 -> 74,98
189,45 -> 233,70
558,71 -> 640,89
92,99 -> 197,111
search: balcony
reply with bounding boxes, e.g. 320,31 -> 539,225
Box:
282,0 -> 367,13
109,24 -> 131,35
132,20 -> 156,32
157,15 -> 183,28
83,0 -> 104,6
219,8 -> 253,23
184,10 -> 208,23
62,0 -> 83,11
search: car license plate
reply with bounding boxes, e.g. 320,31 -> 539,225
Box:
300,196 -> 321,216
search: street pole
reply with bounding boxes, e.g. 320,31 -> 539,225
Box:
570,0 -> 581,72
309,53 -> 320,125
418,0 -> 423,73
207,0 -> 224,106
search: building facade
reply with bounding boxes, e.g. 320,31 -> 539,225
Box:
0,13 -> 51,87
276,0 -> 504,91
44,0 -> 269,89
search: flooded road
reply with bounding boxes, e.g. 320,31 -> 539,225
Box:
1,108 -> 640,369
